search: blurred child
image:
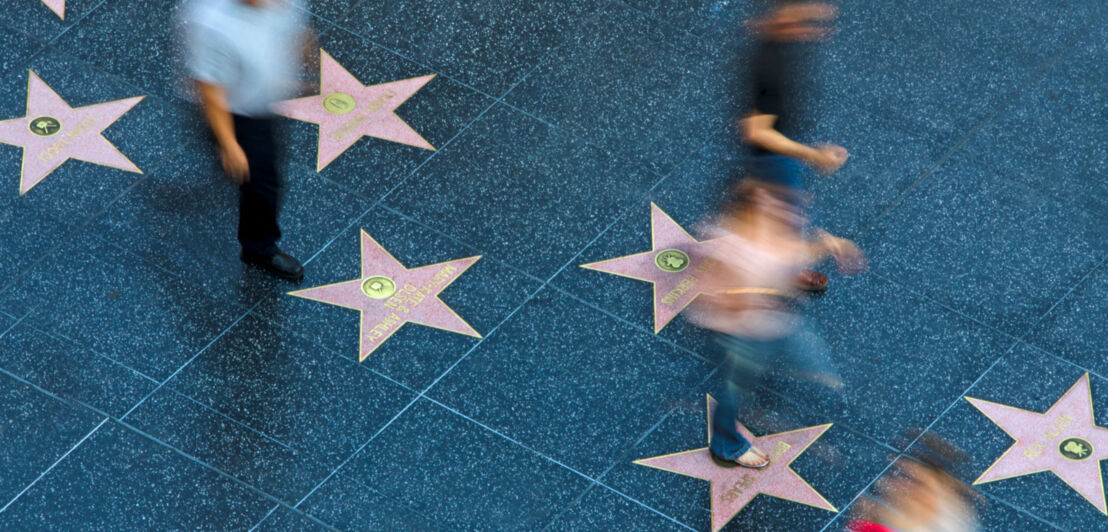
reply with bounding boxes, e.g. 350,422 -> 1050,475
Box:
847,432 -> 980,532
690,180 -> 865,467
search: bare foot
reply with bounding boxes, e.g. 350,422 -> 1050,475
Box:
712,447 -> 771,469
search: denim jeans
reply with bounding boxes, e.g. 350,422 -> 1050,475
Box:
709,320 -> 837,460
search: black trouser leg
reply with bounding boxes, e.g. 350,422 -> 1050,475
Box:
233,114 -> 283,256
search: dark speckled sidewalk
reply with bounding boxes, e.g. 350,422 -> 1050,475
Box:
0,0 -> 1106,530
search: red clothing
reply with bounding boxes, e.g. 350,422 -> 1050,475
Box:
845,520 -> 896,532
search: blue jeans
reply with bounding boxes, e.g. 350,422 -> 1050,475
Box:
709,320 -> 838,460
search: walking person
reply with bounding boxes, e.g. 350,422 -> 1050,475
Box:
739,0 -> 848,291
846,432 -> 980,532
690,180 -> 865,467
182,0 -> 311,280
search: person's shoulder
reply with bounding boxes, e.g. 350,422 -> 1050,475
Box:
182,0 -> 230,29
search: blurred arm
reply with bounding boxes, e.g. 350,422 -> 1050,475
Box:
741,113 -> 849,174
741,112 -> 821,161
196,81 -> 249,184
196,81 -> 235,150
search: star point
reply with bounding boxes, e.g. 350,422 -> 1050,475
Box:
275,49 -> 436,172
41,0 -> 65,19
581,203 -> 720,332
0,70 -> 143,195
967,373 -> 1108,514
289,230 -> 481,362
635,395 -> 836,531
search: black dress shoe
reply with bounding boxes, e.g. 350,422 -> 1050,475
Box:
240,249 -> 304,280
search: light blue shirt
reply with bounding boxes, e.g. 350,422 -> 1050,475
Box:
183,0 -> 307,116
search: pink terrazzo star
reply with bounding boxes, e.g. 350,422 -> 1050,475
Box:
635,396 -> 836,532
275,49 -> 435,171
41,0 -> 65,19
289,230 -> 481,362
967,373 -> 1108,513
581,203 -> 720,332
0,71 -> 143,195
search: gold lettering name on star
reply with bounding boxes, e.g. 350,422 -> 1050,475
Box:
37,116 -> 97,162
661,258 -> 717,306
1023,413 -> 1074,459
367,264 -> 459,343
331,90 -> 397,141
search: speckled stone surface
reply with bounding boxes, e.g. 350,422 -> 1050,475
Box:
0,322 -> 157,417
504,2 -> 725,176
546,485 -> 689,531
773,273 -> 1017,447
429,288 -> 710,477
861,157 -> 1108,337
0,0 -> 1105,529
1029,265 -> 1108,377
0,422 -> 275,529
253,505 -> 333,531
158,314 -> 416,479
298,398 -> 593,530
0,0 -> 103,42
384,103 -> 658,280
948,22 -> 1108,215
0,369 -> 103,504
0,49 -> 196,283
0,27 -> 44,78
0,237 -> 247,381
91,154 -> 367,296
321,0 -> 604,96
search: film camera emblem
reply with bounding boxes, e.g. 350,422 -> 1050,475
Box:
29,116 -> 61,137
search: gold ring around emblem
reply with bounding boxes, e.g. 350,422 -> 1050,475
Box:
1059,437 -> 1093,461
28,116 -> 61,137
322,93 -> 356,115
361,276 -> 397,299
655,249 -> 690,273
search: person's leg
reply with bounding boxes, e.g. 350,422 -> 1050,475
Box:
234,115 -> 283,256
777,317 -> 842,390
709,333 -> 770,466
710,377 -> 751,459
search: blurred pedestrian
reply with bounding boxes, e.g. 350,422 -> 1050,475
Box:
690,180 -> 865,468
847,432 -> 980,532
739,0 -> 847,291
182,0 -> 312,280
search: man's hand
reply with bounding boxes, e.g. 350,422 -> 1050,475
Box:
220,142 -> 250,185
811,144 -> 849,175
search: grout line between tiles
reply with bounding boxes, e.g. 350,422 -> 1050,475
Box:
165,389 -> 296,452
422,396 -> 698,532
278,280 -> 547,523
287,393 -> 422,511
855,14 -> 1106,239
119,299 -> 263,420
0,417 -> 108,514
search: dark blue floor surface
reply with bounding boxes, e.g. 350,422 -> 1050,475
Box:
0,0 -> 1106,530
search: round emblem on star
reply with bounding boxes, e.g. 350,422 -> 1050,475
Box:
322,92 -> 356,115
1059,437 -> 1093,461
655,249 -> 690,273
28,116 -> 61,137
361,276 -> 397,299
